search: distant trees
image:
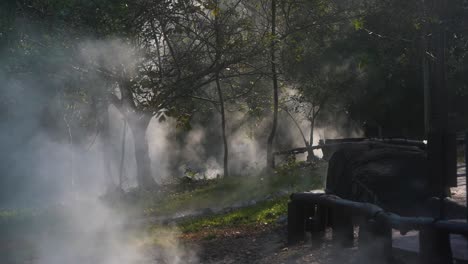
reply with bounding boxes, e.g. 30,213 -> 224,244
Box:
100,0 -> 263,183
4,0 -> 468,191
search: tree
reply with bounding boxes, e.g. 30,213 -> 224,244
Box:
272,0 -> 355,160
165,0 -> 268,177
266,0 -> 279,169
70,0 -> 240,187
283,70 -> 356,160
213,0 -> 229,177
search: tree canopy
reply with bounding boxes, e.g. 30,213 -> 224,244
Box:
1,0 -> 468,194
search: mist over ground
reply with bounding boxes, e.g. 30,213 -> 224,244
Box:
0,35 -> 359,264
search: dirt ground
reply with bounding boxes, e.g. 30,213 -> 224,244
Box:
181,225 -> 386,264
180,165 -> 468,264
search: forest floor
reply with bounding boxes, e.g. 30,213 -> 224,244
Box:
177,222 -> 366,264
0,161 -> 327,264
141,159 -> 401,264
0,162 -> 465,264
142,162 -> 332,264
151,163 -> 467,264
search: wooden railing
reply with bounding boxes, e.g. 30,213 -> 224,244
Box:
272,138 -> 429,167
288,191 -> 468,264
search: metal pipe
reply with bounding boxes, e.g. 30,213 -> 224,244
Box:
290,192 -> 468,235
274,139 -> 426,156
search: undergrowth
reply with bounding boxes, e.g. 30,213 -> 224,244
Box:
140,160 -> 327,217
178,196 -> 289,233
144,160 -> 327,242
0,160 -> 327,252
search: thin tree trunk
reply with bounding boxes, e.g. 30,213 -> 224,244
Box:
266,0 -> 279,169
307,117 -> 315,161
282,107 -> 308,147
216,75 -> 229,177
63,114 -> 75,198
214,0 -> 229,177
119,119 -> 127,190
128,115 -> 157,189
266,3 -> 279,167
100,105 -> 115,191
117,79 -> 157,189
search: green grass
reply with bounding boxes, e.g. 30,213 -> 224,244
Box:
0,209 -> 40,238
0,160 -> 327,256
178,197 -> 289,233
141,161 -> 327,244
140,161 -> 327,217
0,208 -> 60,263
144,196 -> 289,244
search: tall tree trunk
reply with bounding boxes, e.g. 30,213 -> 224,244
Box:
307,117 -> 315,161
266,0 -> 279,169
100,105 -> 116,191
128,114 -> 157,189
119,119 -> 127,190
117,79 -> 157,189
214,0 -> 229,177
216,75 -> 229,177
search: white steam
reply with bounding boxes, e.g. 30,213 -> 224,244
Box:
36,200 -> 146,264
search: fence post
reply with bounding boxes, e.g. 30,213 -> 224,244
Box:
331,208 -> 354,247
358,219 -> 392,263
314,205 -> 328,232
465,132 -> 468,222
304,204 -> 316,233
288,200 -> 305,245
419,228 -> 452,264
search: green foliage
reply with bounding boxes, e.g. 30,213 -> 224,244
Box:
139,164 -> 325,217
352,18 -> 365,31
275,160 -> 327,188
178,197 -> 289,233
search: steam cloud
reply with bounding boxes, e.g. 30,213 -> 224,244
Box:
1,23 -> 363,262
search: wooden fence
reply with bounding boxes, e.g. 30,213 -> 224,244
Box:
288,191 -> 468,264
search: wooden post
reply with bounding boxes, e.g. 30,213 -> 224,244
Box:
374,221 -> 392,263
419,228 -> 453,264
288,200 -> 305,245
465,132 -> 468,222
331,208 -> 354,247
426,0 -> 457,220
314,205 -> 328,232
304,204 -> 316,232
358,219 -> 392,263
422,24 -> 431,136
